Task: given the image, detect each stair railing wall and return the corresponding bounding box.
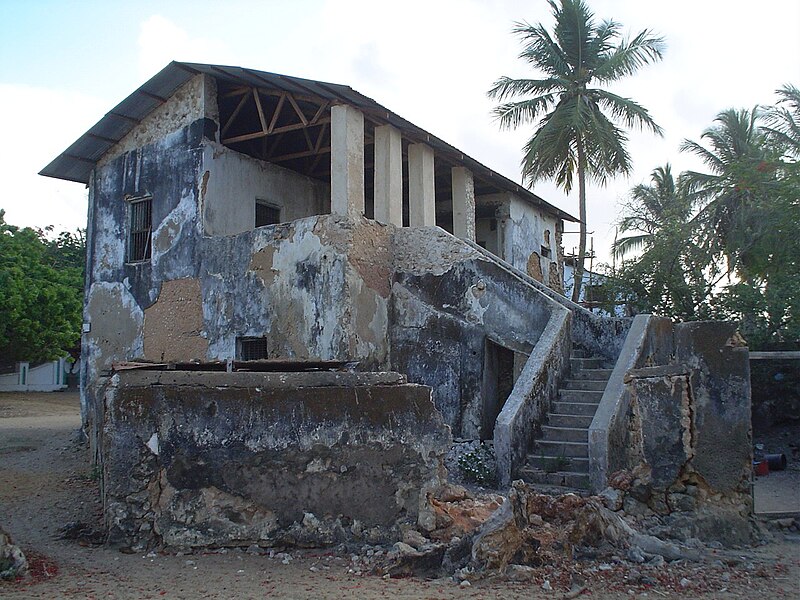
[462,240,631,363]
[587,315,674,492]
[494,307,572,487]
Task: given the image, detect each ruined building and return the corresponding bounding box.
[41,62,752,550]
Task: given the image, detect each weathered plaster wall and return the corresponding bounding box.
[504,194,560,287]
[98,75,216,167]
[143,278,208,362]
[673,322,751,494]
[201,215,391,368]
[102,371,451,550]
[474,193,562,290]
[83,110,390,455]
[593,321,752,544]
[201,143,330,236]
[390,226,561,438]
[750,358,800,428]
[83,106,211,460]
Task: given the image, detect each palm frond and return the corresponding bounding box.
[612,233,651,259]
[594,89,663,135]
[552,0,595,71]
[492,94,557,130]
[762,83,800,156]
[512,21,572,78]
[487,76,564,101]
[679,139,726,172]
[592,29,664,82]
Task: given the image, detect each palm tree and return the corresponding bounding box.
[680,108,773,279]
[612,164,692,260]
[763,83,800,157]
[488,0,664,302]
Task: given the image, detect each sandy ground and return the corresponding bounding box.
[753,422,800,515]
[1,391,799,599]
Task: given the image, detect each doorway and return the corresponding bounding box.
[481,339,516,440]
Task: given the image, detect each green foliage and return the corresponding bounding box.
[457,443,497,487]
[0,209,85,364]
[610,86,800,349]
[488,0,664,301]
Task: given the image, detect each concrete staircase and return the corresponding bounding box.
[519,349,612,492]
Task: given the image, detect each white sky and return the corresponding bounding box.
[1,0,798,262]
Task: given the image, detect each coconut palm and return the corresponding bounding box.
[488,0,664,302]
[612,164,692,260]
[680,108,775,279]
[763,83,800,157]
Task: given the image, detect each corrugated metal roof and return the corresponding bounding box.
[40,61,577,222]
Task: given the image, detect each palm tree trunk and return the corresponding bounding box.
[572,140,587,303]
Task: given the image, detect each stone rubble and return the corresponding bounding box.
[0,526,28,580]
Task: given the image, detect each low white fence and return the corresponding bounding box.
[0,358,69,392]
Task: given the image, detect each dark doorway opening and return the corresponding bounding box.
[481,339,516,440]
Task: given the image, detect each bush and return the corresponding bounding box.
[457,443,497,486]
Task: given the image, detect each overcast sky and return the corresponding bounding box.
[1,0,798,262]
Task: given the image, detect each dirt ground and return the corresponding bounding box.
[1,392,799,599]
[753,421,800,515]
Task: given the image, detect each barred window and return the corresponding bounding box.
[128,197,152,262]
[237,337,269,361]
[255,200,281,227]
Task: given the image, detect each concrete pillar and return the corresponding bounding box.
[408,143,436,227]
[451,166,476,240]
[373,124,403,226]
[331,104,365,217]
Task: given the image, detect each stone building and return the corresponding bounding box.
[41,62,577,448]
[41,62,752,550]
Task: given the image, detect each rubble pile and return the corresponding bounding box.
[371,476,761,583]
[0,526,27,580]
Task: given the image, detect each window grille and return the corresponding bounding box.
[238,337,269,361]
[128,198,152,262]
[255,201,281,227]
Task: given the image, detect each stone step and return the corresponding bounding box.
[570,368,613,381]
[571,348,588,359]
[563,379,608,391]
[570,357,604,370]
[558,389,604,403]
[534,440,589,458]
[553,401,601,416]
[547,413,594,428]
[527,454,590,473]
[518,467,590,490]
[541,425,589,443]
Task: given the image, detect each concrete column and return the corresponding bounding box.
[331,104,365,217]
[373,124,403,226]
[451,166,476,240]
[408,143,436,227]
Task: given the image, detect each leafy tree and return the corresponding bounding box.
[611,88,799,349]
[609,165,711,319]
[611,164,693,259]
[0,210,85,365]
[488,0,664,302]
[680,108,779,281]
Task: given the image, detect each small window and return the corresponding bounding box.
[237,337,269,361]
[255,200,281,227]
[540,245,552,259]
[128,197,152,262]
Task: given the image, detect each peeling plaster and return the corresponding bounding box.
[99,75,210,167]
